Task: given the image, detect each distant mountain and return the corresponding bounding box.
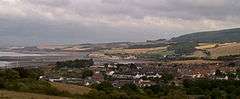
[171,28,240,43]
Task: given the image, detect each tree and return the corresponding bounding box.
[162,73,174,83]
[209,89,224,99]
[167,42,198,55]
[215,69,223,77]
[95,81,114,92]
[144,84,168,96]
[0,69,20,80]
[121,83,140,93]
[186,87,204,95]
[14,68,43,79]
[82,69,93,79]
[56,59,94,68]
[166,90,187,99]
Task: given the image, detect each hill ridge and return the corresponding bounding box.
[171,28,240,43]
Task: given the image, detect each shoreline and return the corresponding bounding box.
[0,51,89,68]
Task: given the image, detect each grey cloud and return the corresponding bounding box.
[0,16,167,45]
[23,0,71,7]
[0,0,240,46]
[20,0,240,20]
[100,0,240,20]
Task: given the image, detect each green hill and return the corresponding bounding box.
[171,28,240,43]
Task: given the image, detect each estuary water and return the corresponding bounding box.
[0,51,42,67]
[0,51,42,57]
[0,51,89,67]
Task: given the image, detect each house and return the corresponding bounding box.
[216,76,229,80]
[134,74,145,79]
[48,77,64,82]
[106,71,115,76]
[92,72,104,82]
[138,79,156,87]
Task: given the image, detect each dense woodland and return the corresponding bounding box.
[55,59,94,68]
[128,43,168,49]
[167,42,198,55]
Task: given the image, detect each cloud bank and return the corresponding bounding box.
[0,0,240,45]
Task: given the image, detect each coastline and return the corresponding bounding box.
[0,51,89,68]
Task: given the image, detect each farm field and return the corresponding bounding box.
[167,60,222,64]
[137,49,174,59]
[191,42,240,59]
[207,43,240,58]
[195,43,217,50]
[101,47,167,55]
[89,47,170,60]
[188,50,207,58]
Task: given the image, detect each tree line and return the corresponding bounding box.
[56,59,94,68]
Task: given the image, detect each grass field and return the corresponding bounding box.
[102,47,167,55]
[207,43,240,58]
[188,51,207,58]
[137,48,174,59]
[191,42,240,59]
[0,83,91,99]
[0,90,69,99]
[196,43,217,50]
[167,60,222,64]
[51,83,91,95]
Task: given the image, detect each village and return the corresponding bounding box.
[41,59,240,88]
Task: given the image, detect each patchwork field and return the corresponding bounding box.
[196,43,217,50]
[90,47,171,59]
[101,47,167,55]
[188,51,208,58]
[138,48,174,59]
[167,60,222,64]
[192,42,240,59]
[207,43,240,58]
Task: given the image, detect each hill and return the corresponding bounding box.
[171,28,240,43]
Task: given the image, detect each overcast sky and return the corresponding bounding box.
[0,0,240,46]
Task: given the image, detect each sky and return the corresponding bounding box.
[0,0,240,46]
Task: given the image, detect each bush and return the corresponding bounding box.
[14,67,44,79]
[82,69,94,79]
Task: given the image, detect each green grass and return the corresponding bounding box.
[138,49,174,59]
[0,90,70,99]
[52,83,91,95]
[190,43,240,59]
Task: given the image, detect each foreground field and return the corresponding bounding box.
[52,83,92,95]
[0,83,91,99]
[0,90,69,99]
